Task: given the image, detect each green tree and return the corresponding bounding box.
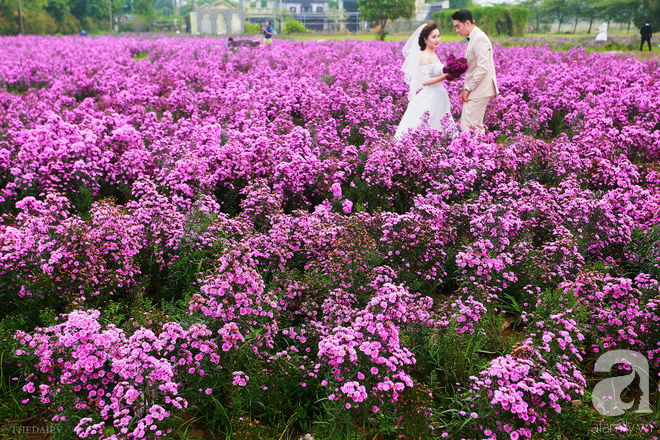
[519,0,552,32]
[1,0,49,34]
[358,0,415,41]
[587,0,642,32]
[45,0,84,33]
[178,1,194,16]
[637,0,660,32]
[133,0,155,25]
[21,0,48,13]
[1,0,123,34]
[543,0,569,33]
[567,0,588,33]
[434,5,528,36]
[45,0,69,22]
[58,12,80,33]
[24,9,56,33]
[449,0,475,8]
[0,0,19,34]
[86,0,110,21]
[617,0,643,32]
[581,0,604,34]
[69,0,89,26]
[69,0,120,31]
[154,0,177,16]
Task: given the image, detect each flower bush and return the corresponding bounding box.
[469,351,586,439]
[15,310,219,439]
[1,35,660,439]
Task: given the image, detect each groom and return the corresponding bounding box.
[452,9,499,133]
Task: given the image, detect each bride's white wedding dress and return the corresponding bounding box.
[395,61,452,139]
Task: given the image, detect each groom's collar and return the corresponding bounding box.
[467,27,478,41]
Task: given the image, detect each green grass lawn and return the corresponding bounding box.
[523,31,640,38]
[280,31,465,43]
[282,28,645,43]
[631,50,660,60]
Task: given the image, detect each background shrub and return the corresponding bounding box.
[244,21,261,36]
[434,6,529,37]
[283,19,307,35]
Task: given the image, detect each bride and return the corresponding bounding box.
[394,23,453,139]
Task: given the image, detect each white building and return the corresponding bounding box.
[190,1,245,35]
[282,0,328,14]
[416,0,449,22]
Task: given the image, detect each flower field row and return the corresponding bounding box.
[1,35,660,439]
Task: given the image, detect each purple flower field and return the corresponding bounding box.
[1,35,660,439]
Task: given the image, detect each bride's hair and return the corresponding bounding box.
[418,22,439,50]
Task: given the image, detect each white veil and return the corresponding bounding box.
[401,24,426,100]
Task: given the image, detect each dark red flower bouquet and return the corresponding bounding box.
[443,54,468,81]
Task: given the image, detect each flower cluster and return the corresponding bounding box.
[469,352,586,439]
[443,53,468,81]
[1,35,660,439]
[15,310,220,439]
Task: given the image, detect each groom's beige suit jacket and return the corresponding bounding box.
[463,26,499,99]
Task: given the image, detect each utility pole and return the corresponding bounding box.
[18,1,24,34]
[109,0,113,32]
[242,0,247,34]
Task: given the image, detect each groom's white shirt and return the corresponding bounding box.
[463,26,499,100]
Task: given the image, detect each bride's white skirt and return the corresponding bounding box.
[395,84,453,139]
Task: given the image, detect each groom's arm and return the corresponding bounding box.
[464,38,491,92]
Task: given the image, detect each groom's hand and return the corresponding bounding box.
[460,90,470,102]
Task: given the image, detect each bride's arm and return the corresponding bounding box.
[423,74,448,86]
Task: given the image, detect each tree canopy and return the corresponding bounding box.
[518,0,655,33]
[358,0,415,41]
[1,0,153,34]
[449,0,475,9]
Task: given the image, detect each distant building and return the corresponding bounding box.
[417,0,449,22]
[283,0,327,14]
[116,14,132,25]
[342,0,359,32]
[281,0,329,31]
[190,0,245,35]
[243,0,358,33]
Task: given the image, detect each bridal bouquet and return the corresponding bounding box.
[443,54,468,81]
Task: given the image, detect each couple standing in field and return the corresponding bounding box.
[395,9,499,139]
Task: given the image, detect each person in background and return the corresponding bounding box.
[641,20,653,51]
[452,9,499,134]
[595,23,607,42]
[263,21,274,45]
